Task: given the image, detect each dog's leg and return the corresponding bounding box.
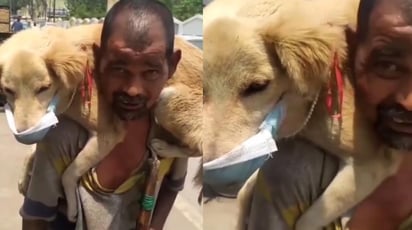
[295,152,401,230]
[61,131,122,222]
[150,138,198,158]
[18,146,36,196]
[155,85,202,154]
[236,170,259,230]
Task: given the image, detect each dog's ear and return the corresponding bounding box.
[0,58,4,89]
[258,14,346,96]
[43,43,88,90]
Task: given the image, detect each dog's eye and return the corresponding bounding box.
[36,84,51,94]
[3,87,15,96]
[242,80,270,97]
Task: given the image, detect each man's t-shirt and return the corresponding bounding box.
[20,116,187,230]
[246,138,412,230]
[12,21,24,32]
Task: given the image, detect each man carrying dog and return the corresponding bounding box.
[246,0,412,229]
[20,0,187,229]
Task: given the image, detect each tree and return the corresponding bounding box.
[172,0,202,21]
[159,0,202,21]
[65,0,106,18]
[5,0,31,14]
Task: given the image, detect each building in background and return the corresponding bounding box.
[182,14,202,36]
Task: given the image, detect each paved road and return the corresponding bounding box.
[203,197,238,230]
[0,109,202,230]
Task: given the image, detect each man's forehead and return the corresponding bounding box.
[104,15,167,59]
[367,0,412,39]
[103,41,166,67]
[370,0,412,27]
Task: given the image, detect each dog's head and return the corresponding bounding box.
[0,27,88,132]
[203,8,348,161]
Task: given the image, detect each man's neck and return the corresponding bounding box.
[123,115,150,131]
[395,152,412,180]
[94,115,152,190]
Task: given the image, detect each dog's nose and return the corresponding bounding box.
[203,142,218,160]
[16,126,28,133]
[15,121,31,133]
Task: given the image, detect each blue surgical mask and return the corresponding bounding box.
[4,96,60,145]
[203,99,286,187]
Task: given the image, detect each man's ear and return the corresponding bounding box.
[0,63,3,91]
[92,43,102,73]
[168,49,182,79]
[345,26,357,84]
[258,15,346,96]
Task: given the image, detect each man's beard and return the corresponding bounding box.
[376,104,412,151]
[112,92,150,121]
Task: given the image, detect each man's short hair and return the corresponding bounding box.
[101,0,175,58]
[356,0,377,42]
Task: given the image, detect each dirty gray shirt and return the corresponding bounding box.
[20,116,187,230]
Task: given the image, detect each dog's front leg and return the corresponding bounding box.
[61,131,122,222]
[295,152,401,230]
[18,146,36,196]
[236,170,259,230]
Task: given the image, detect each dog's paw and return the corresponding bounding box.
[151,138,173,156]
[67,208,78,223]
[64,188,78,222]
[150,138,189,158]
[18,175,30,196]
[62,175,78,222]
[17,154,35,196]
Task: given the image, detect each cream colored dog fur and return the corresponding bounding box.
[203,0,403,229]
[0,24,202,221]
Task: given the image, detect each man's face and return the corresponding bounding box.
[355,0,412,150]
[97,17,177,121]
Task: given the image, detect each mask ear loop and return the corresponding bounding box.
[282,52,343,138]
[56,84,78,115]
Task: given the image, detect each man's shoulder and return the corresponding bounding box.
[277,137,328,155]
[257,137,340,189]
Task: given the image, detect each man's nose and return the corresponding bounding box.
[123,77,145,97]
[395,78,412,111]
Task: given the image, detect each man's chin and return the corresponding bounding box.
[377,125,412,151]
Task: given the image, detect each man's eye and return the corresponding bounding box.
[373,60,405,79]
[110,66,127,73]
[144,70,160,80]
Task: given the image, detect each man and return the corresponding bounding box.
[11,16,24,33]
[20,0,187,229]
[247,0,412,229]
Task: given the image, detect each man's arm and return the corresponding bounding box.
[150,158,188,230]
[20,117,89,230]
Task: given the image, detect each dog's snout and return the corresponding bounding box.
[14,117,33,132]
[13,110,36,133]
[203,142,218,162]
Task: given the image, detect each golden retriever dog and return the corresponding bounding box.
[203,0,403,229]
[0,24,202,221]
